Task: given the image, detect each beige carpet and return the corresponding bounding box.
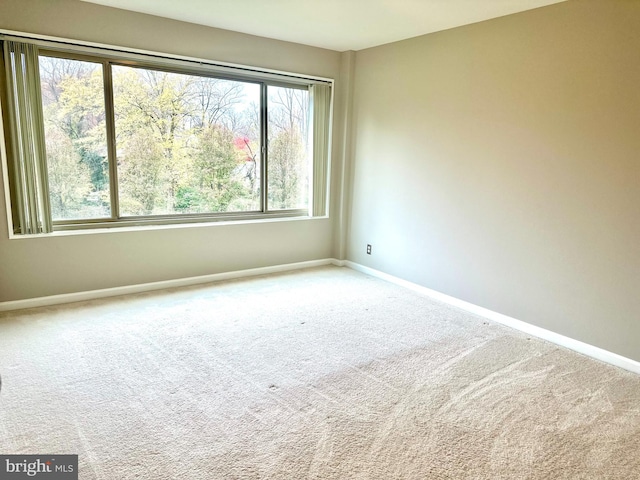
[1,266,639,479]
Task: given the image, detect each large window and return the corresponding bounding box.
[1,36,331,234]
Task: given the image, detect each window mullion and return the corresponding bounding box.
[102,60,119,220]
[260,82,268,213]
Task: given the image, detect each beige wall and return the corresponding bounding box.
[348,0,640,361]
[0,0,343,301]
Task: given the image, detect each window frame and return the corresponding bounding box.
[1,33,333,233]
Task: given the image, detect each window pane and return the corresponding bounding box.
[112,65,260,216]
[39,56,111,220]
[267,86,310,210]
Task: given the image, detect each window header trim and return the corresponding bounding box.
[0,31,333,88]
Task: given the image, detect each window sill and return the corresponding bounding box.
[8,214,329,240]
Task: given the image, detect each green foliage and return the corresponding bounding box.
[79,148,109,190]
[112,67,254,215]
[268,128,307,209]
[174,186,206,212]
[267,86,309,210]
[40,58,307,219]
[45,127,93,219]
[194,126,246,212]
[41,58,110,219]
[56,70,105,141]
[118,131,164,216]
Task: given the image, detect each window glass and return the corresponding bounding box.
[39,56,110,220]
[267,86,310,210]
[112,65,261,216]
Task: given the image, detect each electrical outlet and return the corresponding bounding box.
[366,244,372,255]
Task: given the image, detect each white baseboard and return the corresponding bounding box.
[0,258,343,312]
[344,261,640,376]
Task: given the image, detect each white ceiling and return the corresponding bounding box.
[82,0,566,52]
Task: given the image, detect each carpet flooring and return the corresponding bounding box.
[1,266,639,479]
